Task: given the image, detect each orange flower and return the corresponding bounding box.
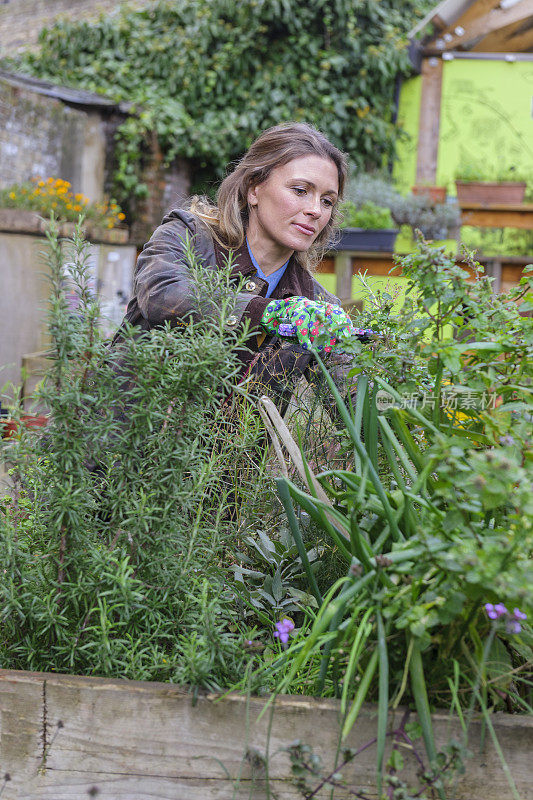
[9,192,16,200]
[118,212,125,221]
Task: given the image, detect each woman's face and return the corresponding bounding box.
[246,155,339,258]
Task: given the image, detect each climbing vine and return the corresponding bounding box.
[4,0,432,210]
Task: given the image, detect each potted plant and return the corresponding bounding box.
[454,162,528,204]
[334,200,398,251]
[411,182,447,204]
[1,411,48,439]
[341,172,460,243]
[389,193,461,241]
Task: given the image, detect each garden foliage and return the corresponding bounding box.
[3,0,432,206]
[246,241,533,790]
[0,218,262,687]
[0,218,531,794]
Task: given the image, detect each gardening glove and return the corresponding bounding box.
[260,296,359,353]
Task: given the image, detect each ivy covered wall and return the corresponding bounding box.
[2,0,432,210]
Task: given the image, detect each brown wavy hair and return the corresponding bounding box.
[189,122,348,272]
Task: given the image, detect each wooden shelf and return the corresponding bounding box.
[460,203,533,230]
[320,251,530,297]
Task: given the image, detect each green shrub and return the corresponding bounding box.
[249,239,532,789]
[455,160,531,184]
[345,172,461,240]
[0,217,265,688]
[339,200,394,230]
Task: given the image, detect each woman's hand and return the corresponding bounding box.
[260,296,358,353]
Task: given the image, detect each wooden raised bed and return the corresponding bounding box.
[0,668,531,799]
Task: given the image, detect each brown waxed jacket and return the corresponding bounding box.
[116,209,352,413]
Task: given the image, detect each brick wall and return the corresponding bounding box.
[130,131,192,244]
[0,0,154,56]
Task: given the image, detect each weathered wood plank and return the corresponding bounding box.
[442,0,533,51]
[416,57,443,185]
[1,669,532,800]
[461,204,533,229]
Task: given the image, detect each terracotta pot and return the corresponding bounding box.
[412,185,447,204]
[455,181,526,205]
[1,414,48,439]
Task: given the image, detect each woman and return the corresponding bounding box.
[118,122,358,413]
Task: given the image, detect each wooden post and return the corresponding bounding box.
[485,258,503,293]
[416,57,443,185]
[335,251,353,301]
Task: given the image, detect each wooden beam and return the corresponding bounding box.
[416,57,443,184]
[484,258,503,292]
[472,16,533,50]
[424,0,500,48]
[439,0,501,40]
[442,0,533,50]
[480,20,533,50]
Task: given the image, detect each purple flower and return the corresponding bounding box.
[485,603,527,634]
[274,618,295,645]
[485,603,507,620]
[507,620,523,635]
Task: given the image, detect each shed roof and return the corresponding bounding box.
[0,69,132,113]
[409,0,533,54]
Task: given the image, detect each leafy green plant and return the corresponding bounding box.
[0,216,266,689]
[455,160,531,184]
[3,0,432,207]
[247,239,533,791]
[232,525,322,618]
[346,172,460,240]
[339,200,394,230]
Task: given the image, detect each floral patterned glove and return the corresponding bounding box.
[260,296,359,353]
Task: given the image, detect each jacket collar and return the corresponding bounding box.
[215,240,314,299]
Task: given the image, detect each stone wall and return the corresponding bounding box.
[0,0,154,56]
[0,77,112,201]
[0,215,136,400]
